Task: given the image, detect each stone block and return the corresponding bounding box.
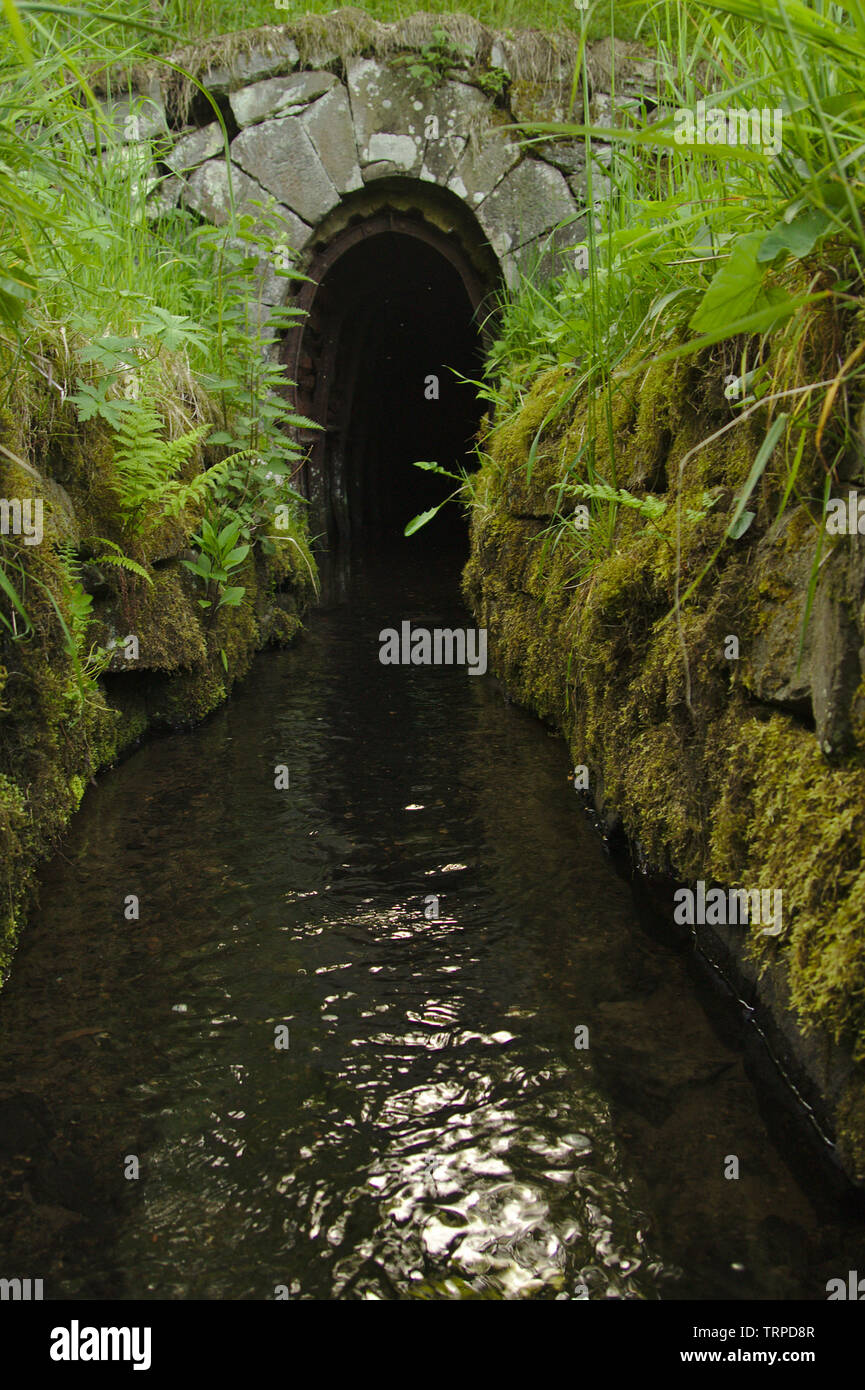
[230,71,337,128]
[231,117,340,224]
[183,157,312,252]
[202,40,300,94]
[300,86,363,194]
[476,158,578,257]
[166,123,225,173]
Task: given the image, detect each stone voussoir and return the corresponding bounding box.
[201,38,300,94]
[231,117,340,225]
[166,122,225,173]
[183,157,312,252]
[300,85,363,194]
[229,71,338,128]
[476,157,579,259]
[153,29,658,303]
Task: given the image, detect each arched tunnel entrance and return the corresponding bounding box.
[283,201,500,551]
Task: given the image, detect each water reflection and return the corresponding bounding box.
[0,542,859,1299]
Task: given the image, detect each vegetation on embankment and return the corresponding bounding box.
[0,8,317,983]
[461,0,865,1179]
[106,0,648,53]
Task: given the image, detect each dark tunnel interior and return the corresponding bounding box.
[306,230,488,548]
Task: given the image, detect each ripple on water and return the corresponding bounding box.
[0,550,859,1300]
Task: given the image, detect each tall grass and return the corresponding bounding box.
[487,0,865,611]
[144,0,646,47]
[0,1,314,665]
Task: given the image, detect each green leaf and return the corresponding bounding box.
[624,291,828,377]
[757,209,833,263]
[280,413,322,430]
[726,416,788,539]
[0,560,31,628]
[2,0,34,64]
[181,556,211,579]
[690,231,772,335]
[218,586,245,608]
[411,460,462,480]
[820,90,865,119]
[70,385,98,422]
[404,506,442,536]
[727,509,755,539]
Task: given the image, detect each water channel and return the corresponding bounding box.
[0,541,860,1300]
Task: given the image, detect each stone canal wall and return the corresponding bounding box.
[462,351,865,1187]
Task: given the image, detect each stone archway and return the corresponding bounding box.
[147,27,611,542]
[172,54,582,289]
[281,182,500,545]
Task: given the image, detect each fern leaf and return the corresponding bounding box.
[94,551,153,584]
[110,399,208,528]
[162,454,240,521]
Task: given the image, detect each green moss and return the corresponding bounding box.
[837,1075,865,1183]
[0,370,315,994]
[709,713,865,1043]
[147,659,227,726]
[99,565,208,671]
[464,328,865,1169]
[488,365,573,515]
[627,353,696,490]
[269,609,303,645]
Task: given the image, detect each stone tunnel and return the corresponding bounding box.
[282,186,496,545]
[128,17,656,545]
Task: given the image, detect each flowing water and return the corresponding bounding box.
[0,543,861,1300]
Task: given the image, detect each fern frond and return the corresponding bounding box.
[111,399,209,526]
[92,540,153,584]
[162,454,243,521]
[55,539,82,585]
[566,481,668,522]
[162,427,209,478]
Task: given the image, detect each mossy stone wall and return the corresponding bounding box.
[0,373,315,991]
[463,353,865,1185]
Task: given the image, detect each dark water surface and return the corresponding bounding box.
[0,545,861,1300]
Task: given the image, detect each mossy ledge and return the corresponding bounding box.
[463,347,865,1187]
[0,384,316,995]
